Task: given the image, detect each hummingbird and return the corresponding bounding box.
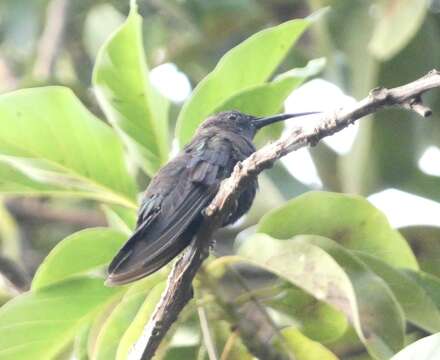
[106,110,319,285]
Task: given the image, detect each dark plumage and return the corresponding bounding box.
[106,110,319,285]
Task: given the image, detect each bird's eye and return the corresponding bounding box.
[228,114,237,121]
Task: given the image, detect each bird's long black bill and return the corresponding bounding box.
[253,111,321,129]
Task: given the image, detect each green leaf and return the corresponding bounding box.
[0,278,122,360]
[236,234,405,359]
[116,282,166,360]
[0,161,66,195]
[405,270,440,309]
[281,327,339,360]
[74,323,92,360]
[176,16,314,146]
[356,252,440,333]
[32,228,127,290]
[257,191,418,269]
[0,87,137,208]
[215,58,325,147]
[269,285,348,343]
[93,1,169,176]
[102,205,137,235]
[390,333,440,360]
[369,0,427,61]
[93,274,166,360]
[400,226,440,278]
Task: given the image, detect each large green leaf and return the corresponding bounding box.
[32,228,127,290]
[102,204,137,235]
[356,252,440,333]
[390,333,440,360]
[0,278,122,360]
[215,58,325,147]
[176,14,316,145]
[369,0,427,61]
[0,87,137,207]
[235,234,405,359]
[116,282,166,360]
[93,274,166,360]
[0,162,66,195]
[93,0,169,176]
[257,191,418,269]
[269,285,348,343]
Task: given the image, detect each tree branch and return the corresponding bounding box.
[130,69,440,360]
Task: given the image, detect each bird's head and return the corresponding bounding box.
[198,110,320,139]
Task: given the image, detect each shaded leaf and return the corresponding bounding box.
[0,87,137,207]
[356,252,440,333]
[93,1,169,176]
[269,285,348,343]
[32,228,127,290]
[257,191,418,269]
[0,278,122,360]
[235,233,405,359]
[400,226,440,278]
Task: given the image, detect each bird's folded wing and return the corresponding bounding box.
[106,183,215,285]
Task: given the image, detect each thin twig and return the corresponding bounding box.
[33,0,70,80]
[197,304,219,360]
[132,69,440,359]
[220,329,239,360]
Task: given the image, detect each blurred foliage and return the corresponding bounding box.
[0,0,439,359]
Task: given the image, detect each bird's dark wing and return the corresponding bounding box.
[106,137,233,286]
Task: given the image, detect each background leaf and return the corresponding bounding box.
[93,1,169,176]
[0,278,122,360]
[176,16,313,145]
[369,0,427,60]
[0,87,137,207]
[236,234,405,359]
[93,273,166,360]
[257,191,418,269]
[32,228,127,290]
[356,252,440,333]
[281,327,339,360]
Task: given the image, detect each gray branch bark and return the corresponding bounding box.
[130,69,440,360]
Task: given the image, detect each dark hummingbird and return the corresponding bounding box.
[106,110,319,285]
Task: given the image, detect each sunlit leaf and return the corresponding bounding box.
[257,191,418,269]
[176,13,320,145]
[93,1,169,176]
[0,87,137,207]
[116,281,166,359]
[102,205,137,235]
[0,278,122,360]
[32,228,127,290]
[281,327,339,360]
[215,58,325,146]
[93,274,166,360]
